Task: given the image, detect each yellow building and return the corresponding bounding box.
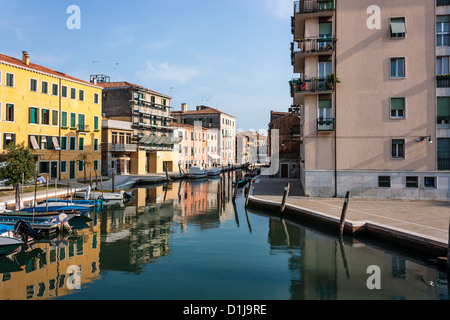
[0,51,102,181]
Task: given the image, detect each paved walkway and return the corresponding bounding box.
[249,176,450,256]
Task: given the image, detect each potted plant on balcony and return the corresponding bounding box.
[325,73,340,90]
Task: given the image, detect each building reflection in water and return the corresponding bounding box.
[0,171,447,300]
[266,216,449,300]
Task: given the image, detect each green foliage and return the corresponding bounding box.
[0,142,35,186]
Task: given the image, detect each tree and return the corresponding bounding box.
[0,142,35,211]
[75,152,91,182]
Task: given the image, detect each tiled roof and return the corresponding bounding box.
[0,52,101,88]
[172,106,235,119]
[97,81,171,99]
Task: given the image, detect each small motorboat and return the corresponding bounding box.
[207,167,222,176]
[20,202,92,213]
[44,198,103,207]
[0,236,23,255]
[75,188,126,201]
[185,166,208,179]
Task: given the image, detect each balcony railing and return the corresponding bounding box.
[317,118,334,131]
[294,0,335,14]
[290,77,334,96]
[437,0,450,6]
[437,117,450,129]
[437,75,450,88]
[76,124,90,133]
[291,37,335,55]
[109,144,138,152]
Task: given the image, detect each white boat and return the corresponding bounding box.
[76,189,126,201]
[207,167,222,176]
[185,166,208,179]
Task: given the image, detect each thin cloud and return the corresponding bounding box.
[136,61,200,85]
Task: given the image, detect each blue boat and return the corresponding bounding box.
[43,198,103,207]
[20,202,92,213]
[0,216,59,232]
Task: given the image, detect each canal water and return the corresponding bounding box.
[0,176,448,300]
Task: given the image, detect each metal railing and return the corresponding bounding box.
[437,75,450,88]
[317,118,335,131]
[76,124,90,132]
[109,144,138,152]
[291,37,335,55]
[290,78,333,96]
[294,0,335,14]
[437,0,450,6]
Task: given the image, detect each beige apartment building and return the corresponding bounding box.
[291,0,450,199]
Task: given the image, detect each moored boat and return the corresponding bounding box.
[44,198,103,207]
[0,237,23,255]
[185,166,208,179]
[207,167,222,176]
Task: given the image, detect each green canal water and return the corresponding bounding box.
[0,178,448,300]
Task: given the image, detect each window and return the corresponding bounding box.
[40,136,48,150]
[78,114,85,131]
[79,137,84,151]
[62,86,68,98]
[126,133,131,144]
[70,88,76,99]
[5,103,14,122]
[437,57,450,75]
[51,110,58,126]
[94,93,99,104]
[39,162,49,174]
[79,90,84,101]
[41,109,50,125]
[78,160,84,172]
[30,79,37,92]
[61,111,68,128]
[52,83,58,96]
[391,58,405,78]
[28,135,40,150]
[70,113,76,128]
[93,138,99,151]
[29,107,39,124]
[61,161,67,173]
[437,15,450,47]
[437,138,450,170]
[390,98,405,118]
[392,139,405,159]
[69,137,76,151]
[390,17,406,38]
[93,160,99,171]
[112,132,118,144]
[61,137,67,150]
[424,177,437,188]
[93,116,99,131]
[41,81,48,94]
[406,176,418,188]
[3,133,15,147]
[378,177,391,188]
[318,21,333,49]
[6,73,14,87]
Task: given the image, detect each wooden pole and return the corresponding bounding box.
[245,179,253,208]
[232,181,237,203]
[280,183,290,214]
[339,191,351,236]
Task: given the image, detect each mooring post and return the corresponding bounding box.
[280,183,290,214]
[232,181,237,203]
[245,179,253,208]
[447,220,450,274]
[339,191,351,236]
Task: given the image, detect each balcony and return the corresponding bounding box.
[109,143,138,152]
[437,74,450,88]
[290,77,334,97]
[291,37,335,61]
[76,124,90,133]
[294,0,335,15]
[317,118,334,131]
[437,117,450,129]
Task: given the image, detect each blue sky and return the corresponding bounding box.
[0,0,294,131]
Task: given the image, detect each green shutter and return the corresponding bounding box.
[437,97,450,117]
[94,116,99,130]
[70,113,76,128]
[319,22,332,35]
[390,18,406,34]
[318,99,332,108]
[391,98,405,110]
[62,111,67,127]
[437,15,450,23]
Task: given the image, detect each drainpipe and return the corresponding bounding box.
[333,0,338,198]
[58,77,62,180]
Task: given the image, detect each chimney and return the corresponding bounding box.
[22,51,29,65]
[181,103,187,113]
